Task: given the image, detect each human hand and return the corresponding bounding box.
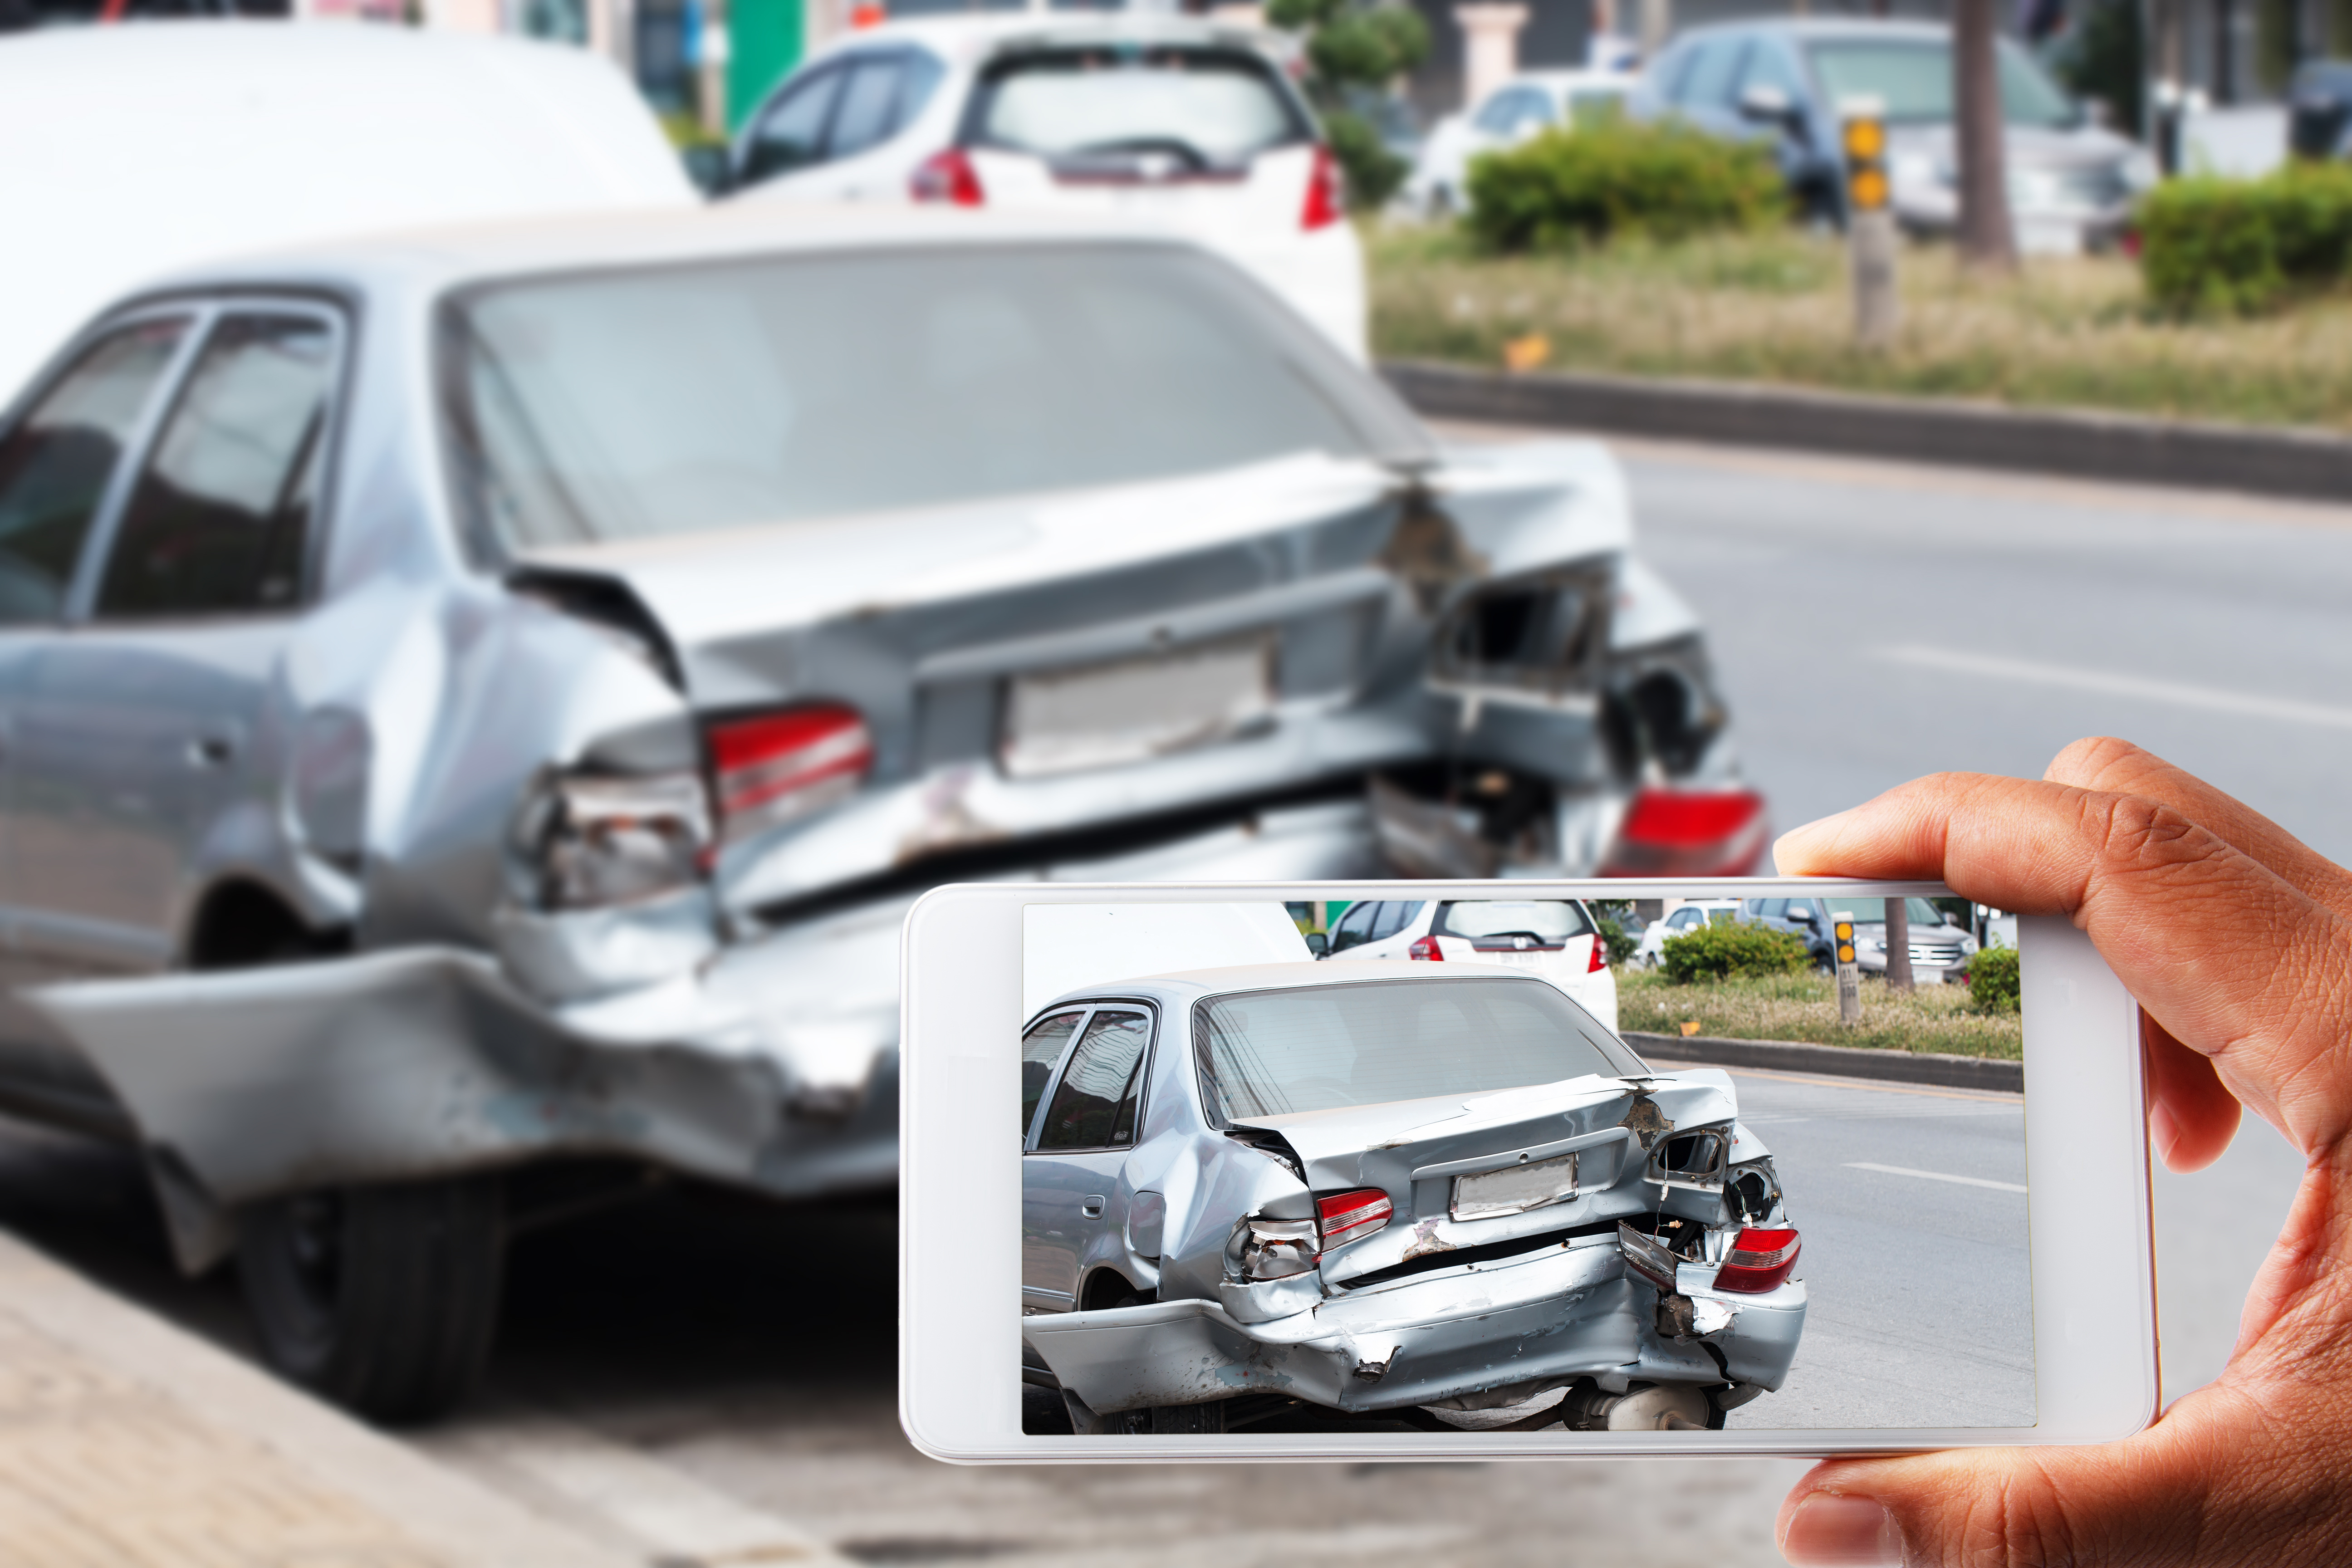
[1769,736,2352,1566]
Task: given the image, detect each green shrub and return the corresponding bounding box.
[1326,110,1409,213]
[1597,917,1640,967]
[1660,921,1811,984]
[1463,120,1786,253]
[2140,163,2352,315]
[1967,946,2021,1014]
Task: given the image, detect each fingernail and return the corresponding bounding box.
[1782,1493,1905,1566]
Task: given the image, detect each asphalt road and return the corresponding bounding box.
[0,436,2329,1566]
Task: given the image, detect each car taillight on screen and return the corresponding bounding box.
[1587,933,1609,973]
[1599,787,1770,877]
[1301,143,1344,230]
[1317,1188,1392,1249]
[707,705,873,843]
[1407,935,1443,961]
[1713,1227,1801,1293]
[910,148,984,206]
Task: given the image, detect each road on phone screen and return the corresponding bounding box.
[0,437,2325,1567]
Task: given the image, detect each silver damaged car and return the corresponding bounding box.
[0,205,1759,1419]
[1022,965,1804,1434]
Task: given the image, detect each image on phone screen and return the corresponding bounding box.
[1017,892,2031,1437]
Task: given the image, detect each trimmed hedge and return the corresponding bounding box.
[1463,120,1787,253]
[1968,946,2022,1014]
[1660,921,1812,983]
[2141,162,2352,315]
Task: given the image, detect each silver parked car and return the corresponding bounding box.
[1022,965,1805,1433]
[0,204,1758,1420]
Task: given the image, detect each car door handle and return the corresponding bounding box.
[1081,1196,1107,1219]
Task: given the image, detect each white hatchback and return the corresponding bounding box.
[1628,898,1744,970]
[1402,67,1633,220]
[724,15,1367,359]
[1323,897,1617,1034]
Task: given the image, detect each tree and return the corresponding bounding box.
[1954,0,2018,270]
[1267,0,1430,212]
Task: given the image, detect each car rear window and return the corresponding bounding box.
[1194,977,1642,1122]
[966,45,1309,169]
[441,243,1426,551]
[1803,38,2078,128]
[1433,899,1594,945]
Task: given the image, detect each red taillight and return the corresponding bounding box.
[910,148,984,206]
[1599,787,1770,877]
[1407,934,1443,961]
[707,705,873,843]
[1713,1227,1801,1294]
[1317,1188,1392,1249]
[1302,143,1344,230]
[1587,933,1609,973]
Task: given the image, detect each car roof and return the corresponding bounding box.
[123,201,1223,306]
[1671,17,1950,43]
[1038,959,1570,1014]
[818,11,1293,64]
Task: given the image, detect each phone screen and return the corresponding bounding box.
[1016,892,2032,1437]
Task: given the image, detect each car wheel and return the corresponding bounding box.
[239,1176,505,1424]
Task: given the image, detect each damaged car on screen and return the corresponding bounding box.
[0,202,1759,1420]
[1021,965,1804,1434]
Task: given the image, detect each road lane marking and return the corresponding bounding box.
[1845,1161,2028,1193]
[1882,644,2352,731]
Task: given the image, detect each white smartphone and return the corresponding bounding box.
[901,878,2158,1461]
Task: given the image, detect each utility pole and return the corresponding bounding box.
[1953,0,2017,271]
[1885,897,1915,994]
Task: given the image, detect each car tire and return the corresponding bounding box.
[239,1176,505,1424]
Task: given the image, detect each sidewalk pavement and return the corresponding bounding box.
[0,1228,633,1568]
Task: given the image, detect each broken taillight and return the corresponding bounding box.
[1317,1188,1392,1250]
[1599,787,1770,877]
[1407,935,1443,961]
[1712,1227,1801,1294]
[1301,143,1344,230]
[910,147,985,206]
[707,705,873,844]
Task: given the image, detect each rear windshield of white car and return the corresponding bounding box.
[441,244,1424,551]
[1194,977,1643,1122]
[1432,899,1594,944]
[1804,39,2079,128]
[965,45,1311,169]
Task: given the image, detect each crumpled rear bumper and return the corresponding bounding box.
[1024,1235,1806,1417]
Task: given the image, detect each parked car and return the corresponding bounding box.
[1629,898,1744,969]
[721,13,1366,358]
[1020,964,1805,1433]
[1403,68,1634,218]
[2289,59,2352,159]
[1632,19,2156,250]
[1322,896,1617,1032]
[0,21,693,410]
[1810,893,1978,983]
[0,202,1763,1421]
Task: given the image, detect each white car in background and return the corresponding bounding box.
[723,14,1367,358]
[1629,898,1743,970]
[1323,897,1617,1033]
[1403,68,1634,219]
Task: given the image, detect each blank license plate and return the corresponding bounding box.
[1451,1151,1579,1221]
[1001,636,1274,779]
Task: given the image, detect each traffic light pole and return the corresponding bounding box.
[1841,97,1898,350]
[1833,915,1862,1026]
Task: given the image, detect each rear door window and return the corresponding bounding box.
[1023,1009,1087,1137]
[744,64,843,181]
[828,54,906,160]
[96,312,335,620]
[967,45,1310,170]
[1037,1008,1153,1150]
[0,317,189,625]
[1675,39,1746,109]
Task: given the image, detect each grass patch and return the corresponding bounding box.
[1617,966,2023,1060]
[1368,221,2352,431]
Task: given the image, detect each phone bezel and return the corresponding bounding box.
[900,877,2159,1462]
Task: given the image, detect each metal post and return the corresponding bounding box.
[1885,896,1914,994]
[1841,98,1898,350]
[1834,915,1861,1025]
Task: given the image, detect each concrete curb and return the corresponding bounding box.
[1382,359,2352,504]
[0,1228,632,1568]
[1625,1030,2024,1093]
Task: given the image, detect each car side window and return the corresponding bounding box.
[828,54,904,160]
[96,313,335,620]
[1472,88,1520,134]
[1669,907,1701,930]
[1037,1008,1152,1150]
[894,48,946,136]
[1737,39,1808,104]
[0,317,189,626]
[1372,900,1425,941]
[1327,901,1380,953]
[1023,1009,1087,1138]
[745,65,843,182]
[1676,39,1745,108]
